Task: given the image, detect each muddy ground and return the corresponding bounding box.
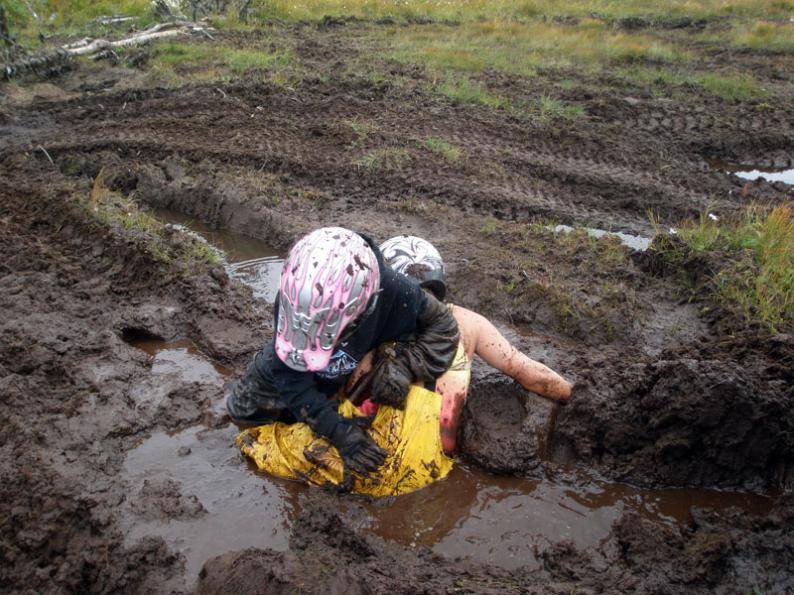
[1,19,793,594]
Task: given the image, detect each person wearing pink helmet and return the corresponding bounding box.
[378,235,572,455]
[226,227,460,478]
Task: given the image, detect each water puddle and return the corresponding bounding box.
[122,337,299,588]
[152,207,284,303]
[128,338,232,384]
[548,224,652,251]
[363,464,774,570]
[122,425,300,588]
[709,159,794,185]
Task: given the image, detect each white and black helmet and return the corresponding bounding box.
[379,235,447,300]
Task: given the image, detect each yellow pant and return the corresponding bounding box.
[236,385,454,497]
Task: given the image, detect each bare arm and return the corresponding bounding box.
[463,309,572,402]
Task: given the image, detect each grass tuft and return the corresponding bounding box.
[435,75,510,108]
[355,147,411,171]
[423,137,464,162]
[662,204,793,332]
[536,95,585,120]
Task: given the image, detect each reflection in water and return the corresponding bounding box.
[228,257,284,303]
[122,338,302,589]
[150,207,284,303]
[129,338,232,383]
[122,425,301,589]
[709,159,794,185]
[364,464,775,570]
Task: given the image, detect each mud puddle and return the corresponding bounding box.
[128,338,233,384]
[548,224,652,251]
[152,207,284,302]
[122,336,300,589]
[710,159,794,185]
[123,339,776,582]
[363,464,775,570]
[122,425,300,589]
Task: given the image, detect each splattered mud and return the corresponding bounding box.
[1,19,793,594]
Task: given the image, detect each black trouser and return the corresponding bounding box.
[226,344,296,423]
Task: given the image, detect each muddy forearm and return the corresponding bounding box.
[515,357,572,402]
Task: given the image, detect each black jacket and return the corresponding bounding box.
[232,234,459,438]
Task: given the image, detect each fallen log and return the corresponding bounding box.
[2,21,213,80]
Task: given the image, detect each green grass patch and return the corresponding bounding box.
[242,0,794,24]
[435,75,510,108]
[7,0,156,46]
[536,95,585,120]
[381,20,686,82]
[662,204,793,332]
[724,22,794,54]
[623,67,768,101]
[422,137,463,162]
[698,72,767,101]
[147,41,295,85]
[87,172,221,266]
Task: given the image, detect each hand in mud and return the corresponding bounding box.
[329,421,387,480]
[370,343,413,408]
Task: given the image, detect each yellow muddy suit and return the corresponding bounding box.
[236,385,453,497]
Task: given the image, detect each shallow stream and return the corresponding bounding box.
[122,213,776,585]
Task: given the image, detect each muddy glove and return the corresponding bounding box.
[369,342,413,408]
[371,290,460,408]
[328,419,387,478]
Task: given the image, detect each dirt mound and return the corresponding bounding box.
[459,369,557,475]
[553,341,793,489]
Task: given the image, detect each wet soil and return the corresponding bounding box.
[1,21,793,593]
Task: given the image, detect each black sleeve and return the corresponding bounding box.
[406,289,460,380]
[269,356,345,439]
[370,288,460,407]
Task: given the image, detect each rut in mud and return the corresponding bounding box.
[1,21,793,594]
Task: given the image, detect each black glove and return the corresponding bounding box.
[370,342,413,408]
[370,291,460,408]
[328,419,387,478]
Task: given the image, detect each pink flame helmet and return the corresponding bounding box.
[275,227,380,372]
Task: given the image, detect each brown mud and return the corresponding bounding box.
[1,21,793,593]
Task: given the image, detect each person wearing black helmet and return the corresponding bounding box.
[378,235,572,454]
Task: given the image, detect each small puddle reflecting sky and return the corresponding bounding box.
[709,159,794,185]
[124,336,776,582]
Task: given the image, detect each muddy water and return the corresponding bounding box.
[710,159,794,185]
[123,337,776,584]
[130,338,233,382]
[121,337,300,588]
[152,207,284,302]
[364,464,774,570]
